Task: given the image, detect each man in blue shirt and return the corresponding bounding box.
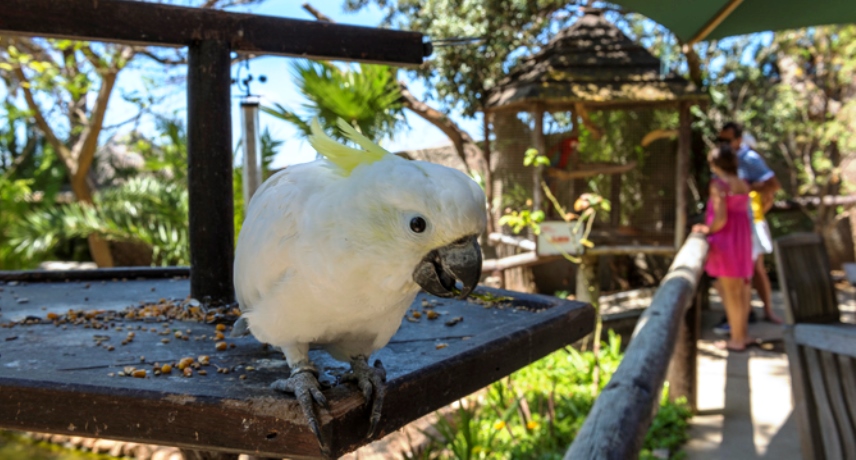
[713,122,783,335]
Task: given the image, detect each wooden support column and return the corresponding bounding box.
[675,101,691,249]
[188,40,234,305]
[610,173,622,227]
[531,105,546,212]
[666,272,704,411]
[576,255,600,304]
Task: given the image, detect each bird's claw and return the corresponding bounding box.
[271,369,331,457]
[341,357,387,438]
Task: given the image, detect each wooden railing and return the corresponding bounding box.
[565,233,709,459]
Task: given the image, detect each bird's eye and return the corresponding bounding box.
[410,216,427,233]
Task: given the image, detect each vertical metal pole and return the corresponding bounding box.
[188,40,234,305]
[241,98,263,206]
[675,101,691,249]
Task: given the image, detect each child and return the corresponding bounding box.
[693,143,754,351]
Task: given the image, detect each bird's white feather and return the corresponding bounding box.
[234,128,486,367]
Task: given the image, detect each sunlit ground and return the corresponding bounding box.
[686,287,855,459]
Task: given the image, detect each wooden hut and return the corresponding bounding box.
[484,8,706,297]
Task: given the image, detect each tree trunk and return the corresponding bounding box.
[69,176,115,267]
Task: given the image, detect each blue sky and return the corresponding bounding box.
[103,1,484,169]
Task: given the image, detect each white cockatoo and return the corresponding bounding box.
[232,118,486,451]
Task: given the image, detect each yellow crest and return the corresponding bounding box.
[308,118,390,175]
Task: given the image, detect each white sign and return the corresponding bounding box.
[537,221,584,256]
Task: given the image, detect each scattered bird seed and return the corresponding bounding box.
[445,316,463,327]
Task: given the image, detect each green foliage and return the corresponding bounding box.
[9,177,190,266]
[415,331,693,459]
[346,0,571,117]
[692,25,856,232]
[0,178,37,269]
[523,148,552,168]
[263,60,405,144]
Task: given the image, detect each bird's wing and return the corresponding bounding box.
[233,164,327,312]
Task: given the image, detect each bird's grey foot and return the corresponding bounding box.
[340,356,387,437]
[271,365,330,457]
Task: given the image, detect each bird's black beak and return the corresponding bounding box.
[412,235,482,299]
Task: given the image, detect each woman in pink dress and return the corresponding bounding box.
[693,144,754,351]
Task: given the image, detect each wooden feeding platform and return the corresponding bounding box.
[0,269,593,458]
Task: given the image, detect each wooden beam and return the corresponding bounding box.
[546,161,637,181]
[687,0,745,45]
[482,252,562,272]
[0,0,427,65]
[675,101,691,249]
[585,245,677,256]
[187,40,234,305]
[487,233,537,252]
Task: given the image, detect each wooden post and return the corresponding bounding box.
[610,173,622,227]
[675,101,691,249]
[483,111,495,234]
[188,40,235,305]
[666,272,703,411]
[531,106,545,212]
[576,255,599,304]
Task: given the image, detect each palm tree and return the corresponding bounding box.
[262,60,406,146]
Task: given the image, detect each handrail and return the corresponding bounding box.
[565,233,709,459]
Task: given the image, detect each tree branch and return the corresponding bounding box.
[398,81,480,174]
[302,3,333,22]
[11,66,75,173]
[136,48,188,66]
[70,69,119,186]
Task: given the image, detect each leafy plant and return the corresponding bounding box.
[263,60,406,145]
[10,176,190,266]
[420,331,692,459]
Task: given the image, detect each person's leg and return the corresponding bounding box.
[720,277,749,350]
[752,255,781,323]
[712,278,731,335]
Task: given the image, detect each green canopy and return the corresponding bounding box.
[610,0,856,44]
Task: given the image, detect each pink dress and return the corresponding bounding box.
[705,178,754,279]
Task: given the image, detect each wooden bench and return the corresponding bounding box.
[773,232,856,460]
[0,268,593,458]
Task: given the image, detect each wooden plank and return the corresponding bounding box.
[803,346,844,460]
[545,161,637,180]
[564,233,708,459]
[0,0,426,65]
[783,328,825,460]
[836,354,856,439]
[585,245,677,256]
[793,324,856,358]
[481,252,562,272]
[819,350,856,459]
[0,267,189,282]
[487,233,537,252]
[187,40,234,305]
[0,276,594,458]
[773,233,841,324]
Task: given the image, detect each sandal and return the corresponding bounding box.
[715,340,747,352]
